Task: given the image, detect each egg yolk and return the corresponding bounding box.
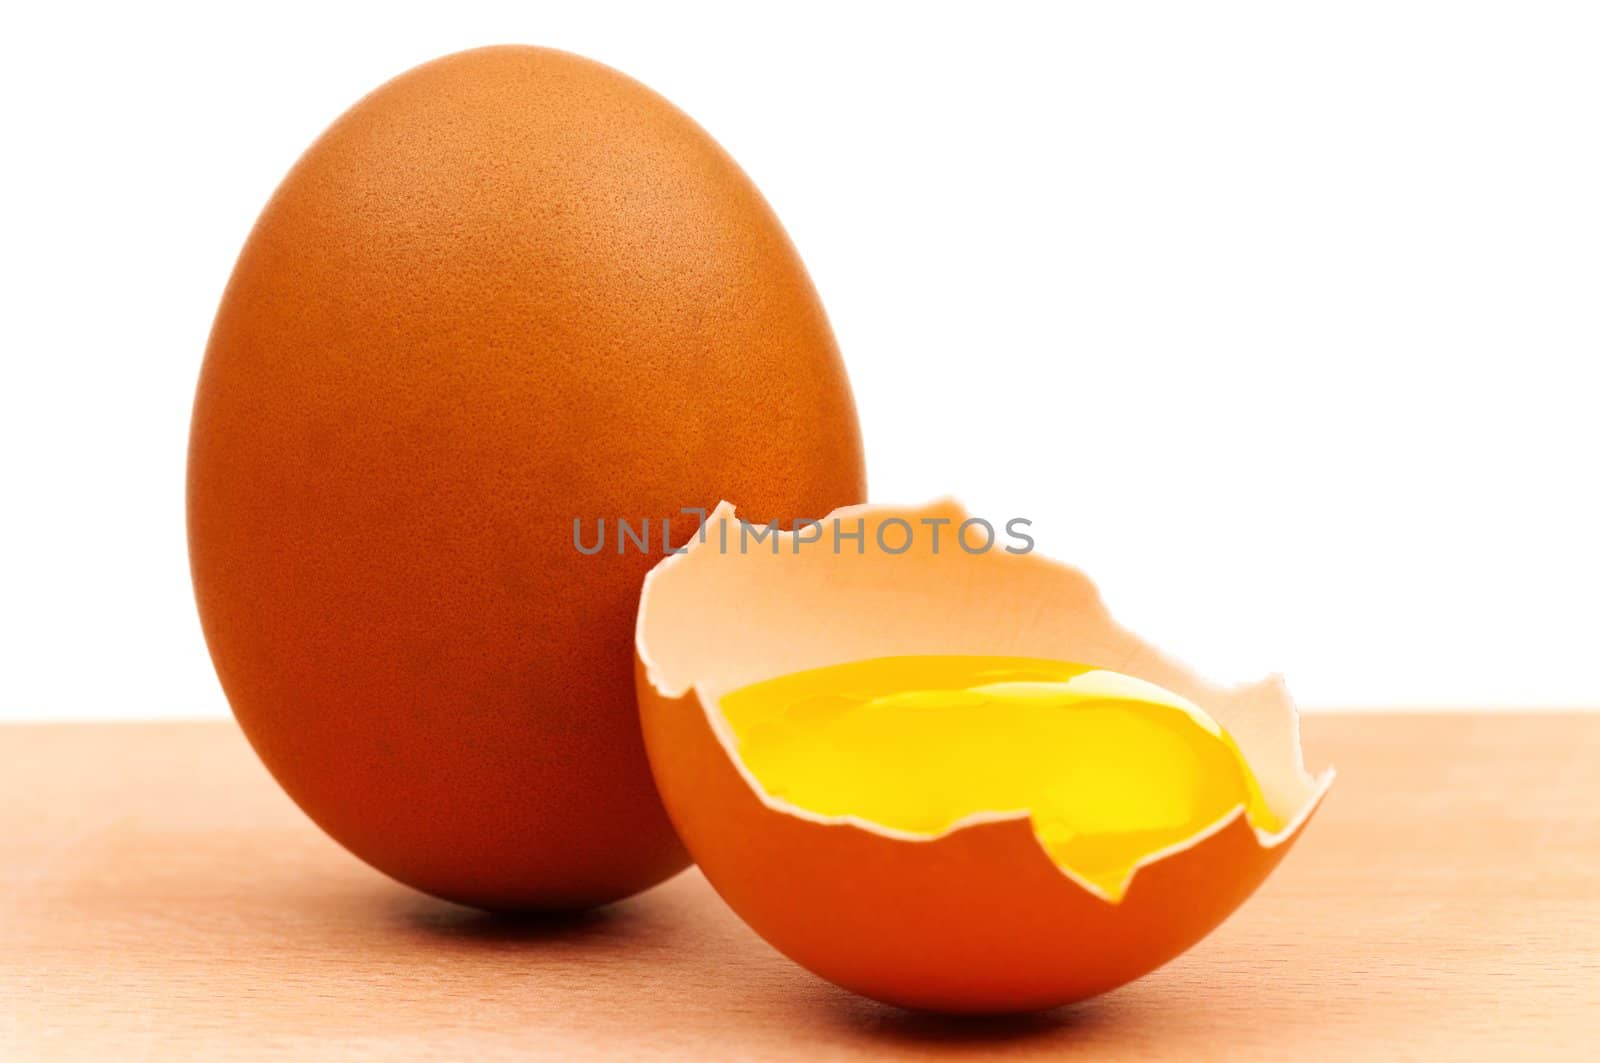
[718,655,1281,899]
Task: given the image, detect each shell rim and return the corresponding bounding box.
[636,498,1335,905]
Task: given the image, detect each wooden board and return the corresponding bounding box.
[2,715,1596,1060]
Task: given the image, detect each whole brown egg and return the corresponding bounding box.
[187,46,865,911]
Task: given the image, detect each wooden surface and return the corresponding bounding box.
[2,715,1596,1060]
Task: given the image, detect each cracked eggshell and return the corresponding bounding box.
[636,500,1333,1013]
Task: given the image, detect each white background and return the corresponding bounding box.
[2,2,1597,720]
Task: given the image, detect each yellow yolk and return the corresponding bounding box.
[718,655,1281,899]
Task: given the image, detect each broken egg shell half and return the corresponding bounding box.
[635,499,1333,1014]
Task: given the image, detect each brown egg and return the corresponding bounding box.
[187,46,865,911]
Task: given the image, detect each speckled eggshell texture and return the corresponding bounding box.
[188,46,866,911]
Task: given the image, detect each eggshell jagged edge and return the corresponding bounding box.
[635,499,1334,1011]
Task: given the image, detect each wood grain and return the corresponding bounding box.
[2,715,1596,1060]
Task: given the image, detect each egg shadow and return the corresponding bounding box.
[810,990,1113,1051]
[389,891,636,950]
